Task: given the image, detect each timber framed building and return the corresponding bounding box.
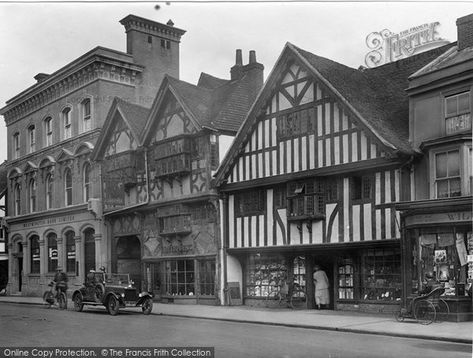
[91,50,264,304]
[215,42,454,312]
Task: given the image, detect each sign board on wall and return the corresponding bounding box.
[364,22,449,68]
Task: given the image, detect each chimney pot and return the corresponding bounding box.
[235,49,243,66]
[249,50,256,64]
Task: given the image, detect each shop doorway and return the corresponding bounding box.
[313,256,334,310]
[115,236,141,290]
[84,228,96,277]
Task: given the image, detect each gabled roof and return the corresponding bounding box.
[92,97,149,161]
[214,42,453,185]
[142,70,261,143]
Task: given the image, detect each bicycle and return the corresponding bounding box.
[264,281,291,308]
[394,287,446,325]
[43,282,67,310]
[289,282,307,309]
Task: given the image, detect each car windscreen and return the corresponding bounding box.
[106,274,131,285]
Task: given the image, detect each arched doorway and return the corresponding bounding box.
[115,236,141,290]
[84,228,95,277]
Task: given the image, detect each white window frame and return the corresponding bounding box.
[28,125,36,153]
[46,174,53,210]
[64,168,73,206]
[29,178,37,213]
[14,183,21,215]
[430,144,470,199]
[13,133,20,159]
[62,107,72,140]
[445,91,471,135]
[81,98,92,133]
[44,117,53,146]
[83,163,90,203]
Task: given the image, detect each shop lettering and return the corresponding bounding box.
[447,212,472,221]
[23,215,75,228]
[406,211,472,226]
[162,244,193,256]
[364,22,448,68]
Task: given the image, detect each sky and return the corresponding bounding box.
[0,1,472,163]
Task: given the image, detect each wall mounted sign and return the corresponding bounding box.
[364,22,449,68]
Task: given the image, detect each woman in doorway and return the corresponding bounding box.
[313,265,330,309]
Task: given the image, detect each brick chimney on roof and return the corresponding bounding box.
[457,13,473,51]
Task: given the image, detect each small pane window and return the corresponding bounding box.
[45,117,53,146]
[46,174,53,209]
[14,183,21,215]
[13,133,20,159]
[29,178,37,213]
[83,163,91,203]
[82,99,91,132]
[435,150,461,198]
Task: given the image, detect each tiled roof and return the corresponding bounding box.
[166,71,261,133]
[292,42,454,154]
[410,44,473,78]
[197,73,229,89]
[115,98,150,141]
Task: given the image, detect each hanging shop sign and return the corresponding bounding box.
[364,22,449,68]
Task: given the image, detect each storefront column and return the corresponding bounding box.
[306,256,315,309]
[56,237,64,271]
[23,239,29,278]
[39,239,46,276]
[75,235,82,283]
[94,233,102,268]
[7,242,15,293]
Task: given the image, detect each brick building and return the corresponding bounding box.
[0,15,185,296]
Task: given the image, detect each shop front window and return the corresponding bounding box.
[245,254,288,297]
[164,259,195,296]
[65,231,76,273]
[361,248,401,301]
[412,228,471,297]
[338,259,355,300]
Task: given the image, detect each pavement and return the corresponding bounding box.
[0,295,471,344]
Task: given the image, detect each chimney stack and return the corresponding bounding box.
[457,13,473,51]
[249,50,256,64]
[231,49,243,80]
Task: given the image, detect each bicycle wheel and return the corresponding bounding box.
[414,300,436,325]
[393,310,405,322]
[43,291,54,307]
[435,299,450,322]
[57,292,67,310]
[290,290,307,309]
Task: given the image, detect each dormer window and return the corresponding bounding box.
[62,107,72,139]
[44,117,53,146]
[445,91,471,135]
[12,133,20,159]
[82,99,91,132]
[28,125,36,153]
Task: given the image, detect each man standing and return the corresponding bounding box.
[313,265,330,309]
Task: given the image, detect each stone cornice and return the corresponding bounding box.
[120,15,186,41]
[1,47,144,124]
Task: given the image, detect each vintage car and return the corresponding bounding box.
[72,272,154,316]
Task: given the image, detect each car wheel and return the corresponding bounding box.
[142,297,153,315]
[73,293,84,312]
[107,296,119,316]
[95,283,105,301]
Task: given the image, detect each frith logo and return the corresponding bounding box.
[364,22,449,68]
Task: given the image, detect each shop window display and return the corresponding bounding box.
[245,254,288,297]
[164,259,195,296]
[338,259,354,300]
[411,229,472,297]
[361,248,401,301]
